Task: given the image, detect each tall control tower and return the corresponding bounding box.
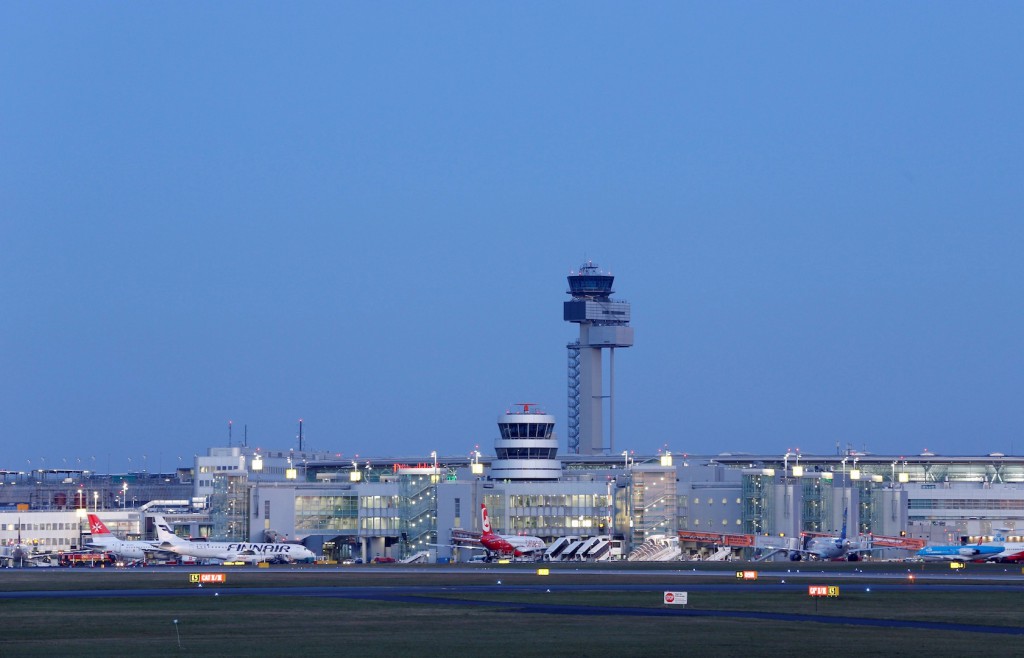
[564,261,634,455]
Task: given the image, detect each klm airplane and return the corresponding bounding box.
[915,541,1005,562]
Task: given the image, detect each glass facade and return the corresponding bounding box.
[504,493,612,533]
[210,473,246,541]
[295,495,359,531]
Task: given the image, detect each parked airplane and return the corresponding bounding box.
[0,523,34,567]
[789,509,874,561]
[917,530,1024,563]
[479,504,545,560]
[85,514,165,562]
[915,541,1004,562]
[991,529,1024,563]
[153,516,316,564]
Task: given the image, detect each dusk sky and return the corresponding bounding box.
[3,4,1022,473]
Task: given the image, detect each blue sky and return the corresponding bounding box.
[2,3,1022,472]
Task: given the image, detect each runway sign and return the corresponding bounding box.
[189,573,227,584]
[808,585,839,597]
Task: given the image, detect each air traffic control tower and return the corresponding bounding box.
[564,261,633,455]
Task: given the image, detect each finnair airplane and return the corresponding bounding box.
[153,516,316,564]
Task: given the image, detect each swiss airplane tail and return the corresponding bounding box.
[481,504,493,536]
[88,514,112,536]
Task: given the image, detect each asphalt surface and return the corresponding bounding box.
[3,564,1023,635]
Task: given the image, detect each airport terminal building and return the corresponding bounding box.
[6,436,1024,561]
[4,267,1022,560]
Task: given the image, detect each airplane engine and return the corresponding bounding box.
[788,551,802,561]
[847,553,860,562]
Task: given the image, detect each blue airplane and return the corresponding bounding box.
[915,541,1005,562]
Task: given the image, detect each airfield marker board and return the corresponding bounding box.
[189,573,227,584]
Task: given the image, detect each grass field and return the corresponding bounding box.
[2,563,1022,656]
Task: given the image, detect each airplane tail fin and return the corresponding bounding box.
[152,516,183,544]
[481,504,492,535]
[88,514,112,536]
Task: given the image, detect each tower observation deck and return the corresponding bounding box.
[490,404,562,480]
[563,261,633,455]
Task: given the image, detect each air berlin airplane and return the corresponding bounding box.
[479,504,545,559]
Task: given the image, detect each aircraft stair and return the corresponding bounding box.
[544,536,578,561]
[582,536,612,561]
[706,546,733,561]
[400,550,431,564]
[627,535,682,562]
[560,538,589,561]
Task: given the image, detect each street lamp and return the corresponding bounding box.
[121,482,128,510]
[93,491,98,511]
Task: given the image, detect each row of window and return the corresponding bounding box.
[686,519,743,527]
[3,522,80,531]
[508,494,611,507]
[0,536,76,547]
[198,465,240,473]
[292,517,406,532]
[508,515,608,531]
[498,423,554,439]
[360,495,400,509]
[296,496,359,516]
[495,448,559,459]
[908,499,1024,510]
[688,498,742,506]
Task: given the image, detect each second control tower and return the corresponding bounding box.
[564,261,634,455]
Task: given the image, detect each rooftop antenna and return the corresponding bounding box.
[228,420,233,447]
[298,419,304,452]
[243,424,248,448]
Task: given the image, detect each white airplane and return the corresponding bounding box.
[789,509,874,562]
[0,533,34,567]
[85,514,166,562]
[990,529,1024,563]
[153,516,316,564]
[479,504,545,560]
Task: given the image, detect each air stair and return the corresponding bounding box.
[400,550,431,564]
[627,535,682,562]
[706,546,733,561]
[544,536,578,561]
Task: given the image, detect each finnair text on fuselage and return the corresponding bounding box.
[223,543,298,554]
